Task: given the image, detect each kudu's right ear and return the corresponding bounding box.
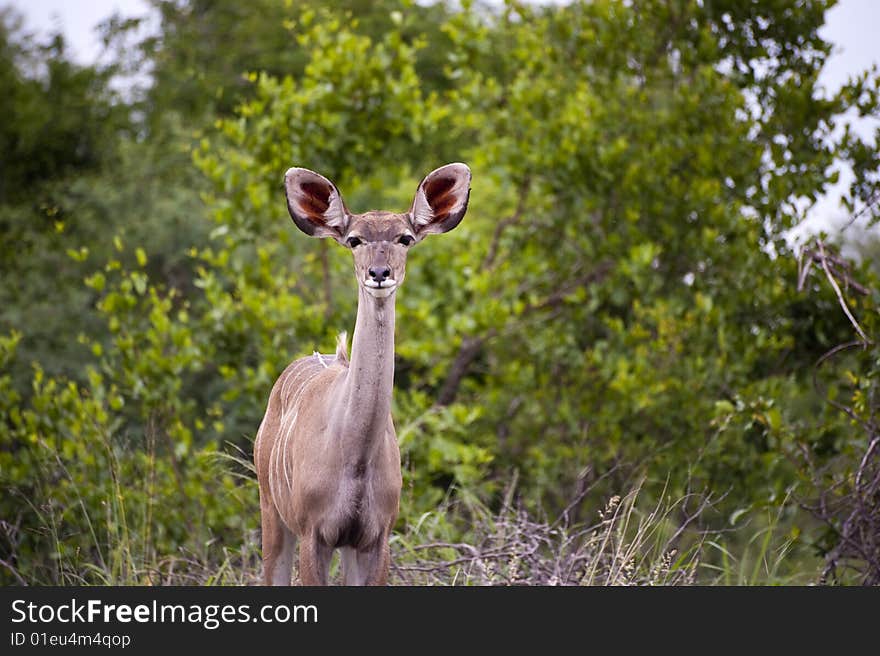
[284,167,349,239]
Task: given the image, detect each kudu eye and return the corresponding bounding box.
[397,235,414,247]
[347,236,363,248]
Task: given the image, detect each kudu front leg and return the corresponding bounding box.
[298,533,334,585]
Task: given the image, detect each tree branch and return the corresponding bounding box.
[817,240,871,344]
[436,332,495,407]
[435,261,614,407]
[0,558,27,586]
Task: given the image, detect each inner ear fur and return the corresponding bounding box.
[284,167,349,239]
[410,163,471,237]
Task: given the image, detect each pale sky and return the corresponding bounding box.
[5,0,880,236]
[6,0,153,64]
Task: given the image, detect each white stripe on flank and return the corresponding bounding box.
[273,360,326,502]
[281,410,297,495]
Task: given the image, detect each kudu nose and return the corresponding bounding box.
[368,266,392,282]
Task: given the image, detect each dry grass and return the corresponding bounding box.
[389,481,714,586]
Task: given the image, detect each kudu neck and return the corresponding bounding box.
[341,287,396,437]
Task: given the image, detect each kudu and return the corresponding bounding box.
[254,163,471,585]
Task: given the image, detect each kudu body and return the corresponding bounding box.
[254,163,471,585]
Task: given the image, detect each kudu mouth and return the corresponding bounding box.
[363,278,399,298]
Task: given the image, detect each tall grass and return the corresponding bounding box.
[701,494,820,586]
[5,433,824,585]
[388,481,821,586]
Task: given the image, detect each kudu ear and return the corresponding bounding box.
[410,163,471,238]
[284,167,349,239]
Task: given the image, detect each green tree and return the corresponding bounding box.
[0,10,127,385]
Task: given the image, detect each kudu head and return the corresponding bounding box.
[284,163,471,299]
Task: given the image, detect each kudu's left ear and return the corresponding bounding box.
[284,167,349,239]
[410,163,471,238]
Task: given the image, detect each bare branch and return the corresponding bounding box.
[799,240,870,296]
[797,249,813,292]
[801,243,880,583]
[0,558,27,586]
[817,240,871,345]
[390,485,712,585]
[840,189,880,232]
[436,332,495,407]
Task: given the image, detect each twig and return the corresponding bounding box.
[436,332,495,407]
[854,436,879,492]
[840,190,880,232]
[797,252,813,292]
[812,340,873,431]
[817,240,871,345]
[799,241,870,295]
[0,558,27,586]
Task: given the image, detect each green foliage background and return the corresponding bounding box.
[1,0,879,584]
